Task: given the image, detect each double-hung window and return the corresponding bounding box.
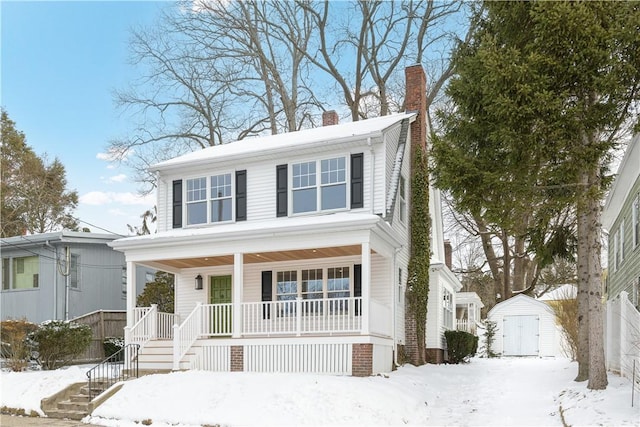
[186,173,233,225]
[292,157,346,214]
[186,177,207,225]
[399,176,407,223]
[443,289,454,329]
[211,173,232,222]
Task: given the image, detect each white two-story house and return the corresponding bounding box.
[112,65,460,376]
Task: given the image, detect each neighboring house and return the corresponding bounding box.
[425,193,464,362]
[487,294,565,357]
[455,292,484,335]
[603,134,640,309]
[112,65,454,376]
[1,231,154,324]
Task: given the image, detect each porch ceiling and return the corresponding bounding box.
[154,244,370,270]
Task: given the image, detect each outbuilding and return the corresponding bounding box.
[487,294,564,357]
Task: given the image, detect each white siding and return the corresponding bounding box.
[156,178,168,233]
[426,273,443,349]
[487,295,562,357]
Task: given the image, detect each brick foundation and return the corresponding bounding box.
[230,345,244,372]
[425,348,445,364]
[352,343,373,377]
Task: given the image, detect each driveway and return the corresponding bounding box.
[0,415,104,426]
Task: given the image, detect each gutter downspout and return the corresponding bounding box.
[45,241,58,320]
[367,137,375,214]
[392,246,402,367]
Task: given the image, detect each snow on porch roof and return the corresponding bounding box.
[151,112,415,171]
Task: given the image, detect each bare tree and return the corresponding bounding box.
[110,0,469,192]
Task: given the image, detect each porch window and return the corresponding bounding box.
[277,270,298,315]
[292,157,346,214]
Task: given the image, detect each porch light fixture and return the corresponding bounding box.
[195,274,203,290]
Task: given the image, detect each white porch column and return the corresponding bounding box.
[232,253,243,338]
[361,241,371,335]
[126,261,136,328]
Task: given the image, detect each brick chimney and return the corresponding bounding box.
[405,65,427,150]
[444,240,452,270]
[322,110,339,126]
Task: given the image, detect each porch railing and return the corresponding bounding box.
[173,303,202,370]
[127,305,178,350]
[241,297,363,336]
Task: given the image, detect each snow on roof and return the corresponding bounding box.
[538,284,577,301]
[151,113,415,171]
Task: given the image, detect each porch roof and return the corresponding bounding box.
[110,212,402,270]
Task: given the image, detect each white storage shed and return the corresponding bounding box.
[487,294,564,357]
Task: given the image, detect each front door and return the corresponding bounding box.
[209,275,232,335]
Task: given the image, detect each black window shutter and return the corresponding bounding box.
[235,170,247,221]
[261,271,273,319]
[172,180,183,229]
[354,264,362,316]
[276,164,288,217]
[351,153,364,209]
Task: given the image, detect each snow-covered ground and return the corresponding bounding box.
[1,358,638,426]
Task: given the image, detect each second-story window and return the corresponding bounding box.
[186,174,233,225]
[211,173,232,222]
[187,177,207,225]
[292,157,346,214]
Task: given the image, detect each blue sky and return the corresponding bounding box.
[1,1,166,236]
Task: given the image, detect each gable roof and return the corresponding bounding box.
[487,294,555,318]
[603,134,640,230]
[151,113,416,172]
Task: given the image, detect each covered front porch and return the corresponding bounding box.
[115,214,403,375]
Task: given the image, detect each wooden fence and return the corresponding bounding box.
[71,310,126,362]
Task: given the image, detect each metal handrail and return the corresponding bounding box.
[86,343,140,400]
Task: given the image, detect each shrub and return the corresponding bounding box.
[549,295,578,360]
[103,337,124,361]
[445,330,478,364]
[0,319,38,371]
[29,320,92,370]
[483,320,499,358]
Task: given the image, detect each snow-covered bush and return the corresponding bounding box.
[29,320,92,370]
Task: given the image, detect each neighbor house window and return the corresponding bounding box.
[70,254,79,289]
[633,194,639,248]
[292,157,346,214]
[1,256,39,290]
[186,173,234,225]
[443,289,453,329]
[399,176,407,223]
[121,266,127,295]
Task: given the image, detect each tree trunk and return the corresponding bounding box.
[586,165,607,390]
[575,170,590,382]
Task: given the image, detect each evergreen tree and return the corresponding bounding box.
[433,2,640,389]
[1,109,79,236]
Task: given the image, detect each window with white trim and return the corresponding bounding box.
[292,157,346,214]
[443,288,454,329]
[633,194,639,248]
[274,266,352,315]
[186,173,233,225]
[210,173,232,222]
[186,177,207,225]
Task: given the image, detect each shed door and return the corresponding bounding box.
[503,315,539,356]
